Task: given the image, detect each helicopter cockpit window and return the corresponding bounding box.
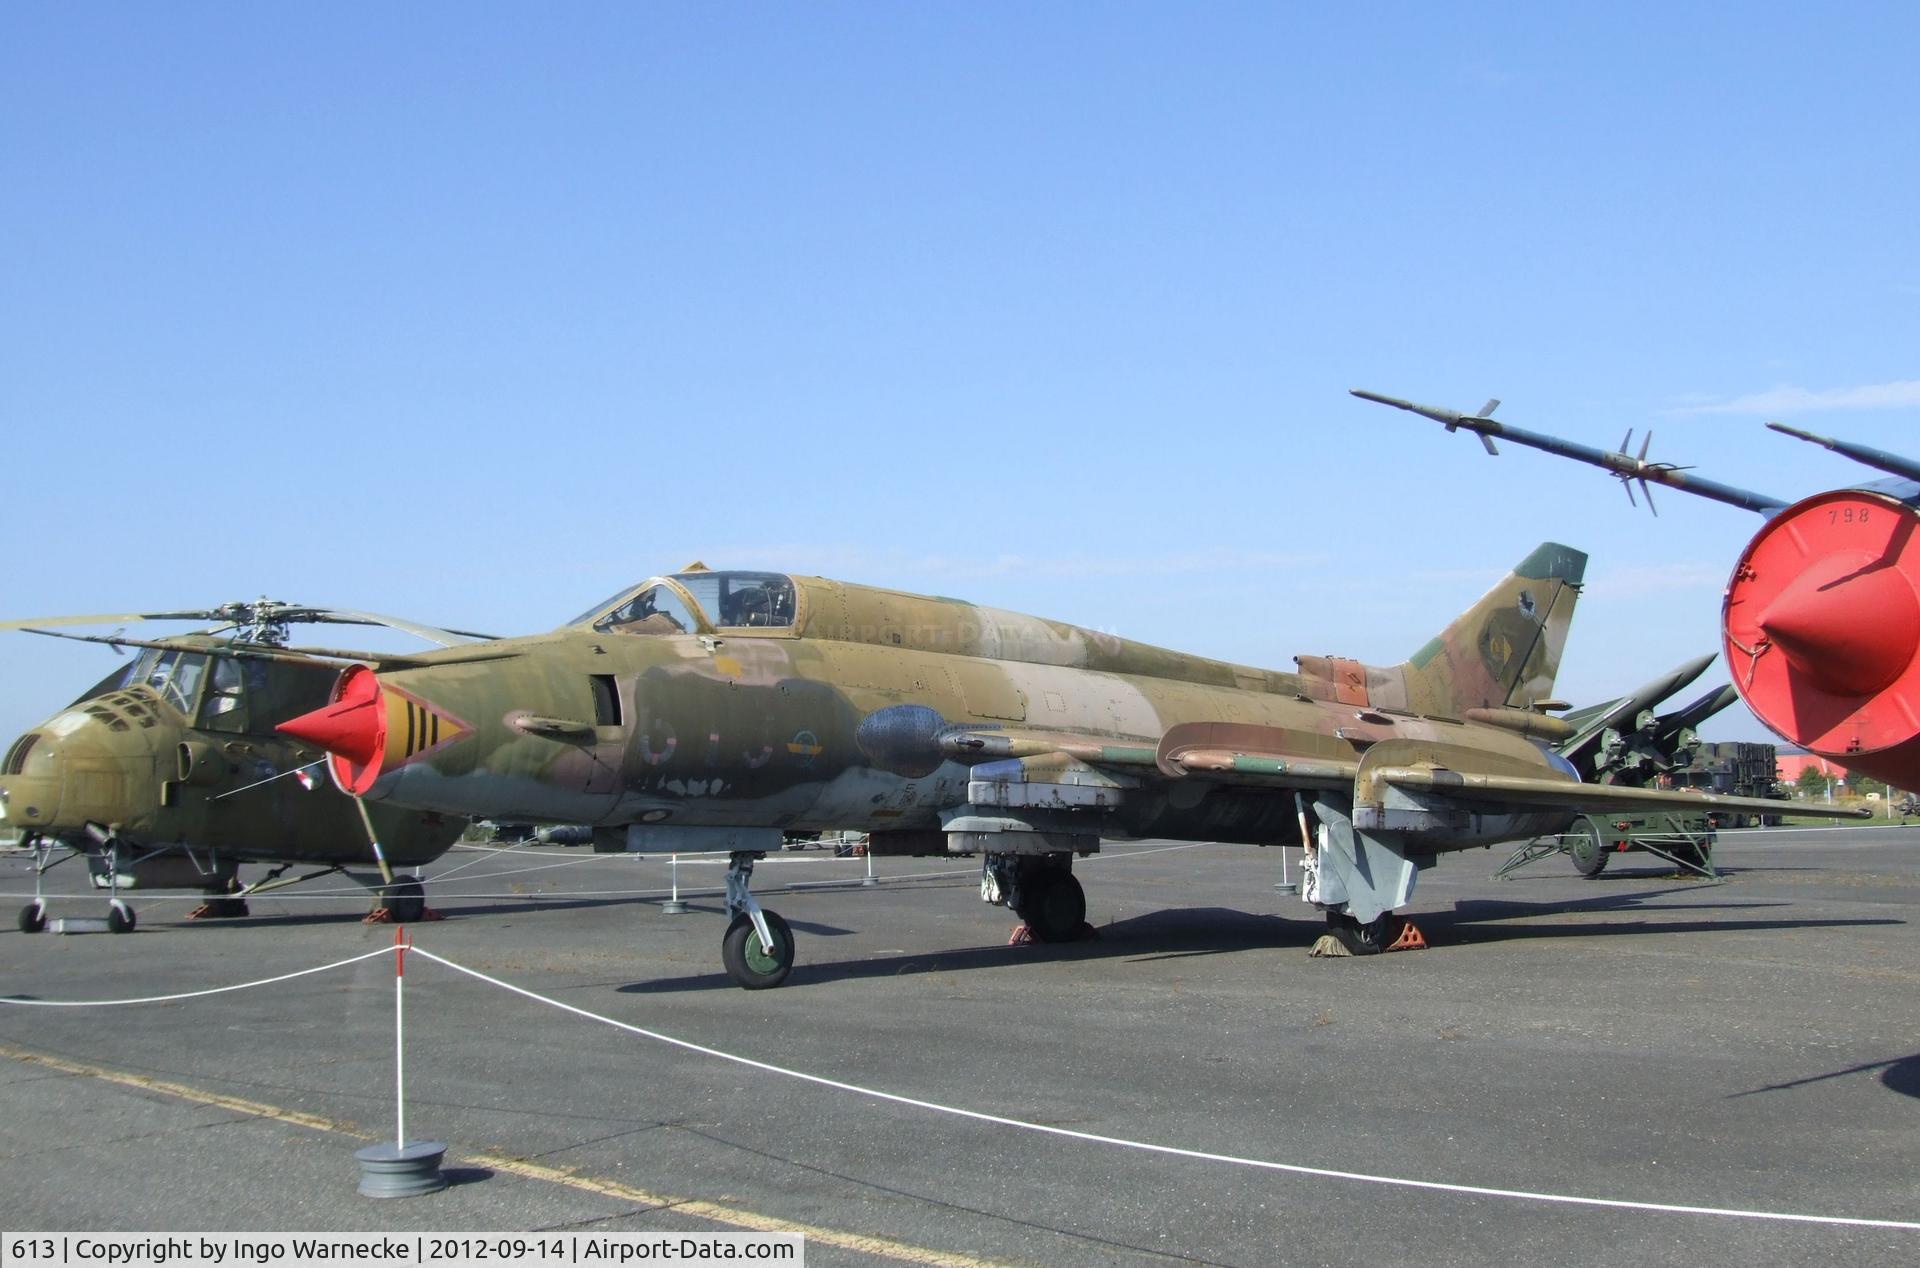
[592,585,698,636]
[115,649,164,692]
[147,651,209,716]
[199,656,248,731]
[671,571,796,629]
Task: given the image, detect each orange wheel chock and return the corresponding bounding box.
[1386,919,1428,952]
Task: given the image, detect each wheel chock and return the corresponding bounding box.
[1307,933,1354,958]
[363,907,445,925]
[1385,919,1427,952]
[1008,923,1034,945]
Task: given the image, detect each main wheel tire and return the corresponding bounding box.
[107,901,136,934]
[1568,820,1610,877]
[1015,870,1086,943]
[18,902,47,934]
[1323,910,1389,955]
[385,880,426,924]
[722,910,795,989]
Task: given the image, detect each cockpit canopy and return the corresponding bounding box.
[103,646,268,732]
[574,571,797,635]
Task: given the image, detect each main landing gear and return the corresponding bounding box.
[981,853,1090,943]
[187,878,251,921]
[720,851,795,989]
[373,878,428,924]
[1312,909,1427,957]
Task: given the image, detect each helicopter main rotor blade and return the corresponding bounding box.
[0,609,229,631]
[1,603,498,645]
[291,608,498,646]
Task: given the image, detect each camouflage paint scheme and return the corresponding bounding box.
[0,635,461,900]
[282,544,1854,966]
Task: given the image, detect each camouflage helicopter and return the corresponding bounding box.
[274,552,1862,989]
[0,601,500,933]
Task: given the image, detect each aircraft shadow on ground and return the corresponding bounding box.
[1729,1051,1920,1102]
[618,906,1302,994]
[616,894,1900,993]
[1435,885,1901,945]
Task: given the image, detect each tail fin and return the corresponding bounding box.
[1393,542,1585,714]
[1297,543,1586,716]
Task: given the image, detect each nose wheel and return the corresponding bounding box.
[721,851,794,989]
[722,910,795,989]
[18,833,52,933]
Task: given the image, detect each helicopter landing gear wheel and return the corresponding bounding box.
[107,901,136,934]
[18,902,47,934]
[384,880,426,924]
[721,910,794,990]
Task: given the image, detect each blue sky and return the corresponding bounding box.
[3,3,1917,748]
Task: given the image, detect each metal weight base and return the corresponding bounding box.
[355,1140,448,1198]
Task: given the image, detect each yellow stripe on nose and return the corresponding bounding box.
[382,692,467,766]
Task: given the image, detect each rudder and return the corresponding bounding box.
[1377,542,1586,716]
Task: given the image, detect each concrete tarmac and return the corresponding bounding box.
[2,828,1917,1266]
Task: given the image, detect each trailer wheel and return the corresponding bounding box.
[1569,819,1610,878]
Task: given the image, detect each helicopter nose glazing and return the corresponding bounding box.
[0,700,167,835]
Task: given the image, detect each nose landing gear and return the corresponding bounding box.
[14,833,139,934]
[720,851,794,989]
[106,900,136,934]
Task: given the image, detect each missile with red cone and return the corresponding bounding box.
[1359,389,1920,788]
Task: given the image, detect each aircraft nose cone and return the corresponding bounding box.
[1757,554,1920,697]
[278,666,386,766]
[276,665,470,797]
[0,730,59,824]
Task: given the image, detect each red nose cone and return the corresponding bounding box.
[278,665,387,788]
[1757,554,1920,696]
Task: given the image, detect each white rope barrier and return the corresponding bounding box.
[3,928,1912,1232]
[0,946,393,1007]
[410,947,1920,1233]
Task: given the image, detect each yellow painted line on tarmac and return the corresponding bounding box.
[3,1043,345,1132]
[463,1150,1007,1268]
[0,1043,1004,1268]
